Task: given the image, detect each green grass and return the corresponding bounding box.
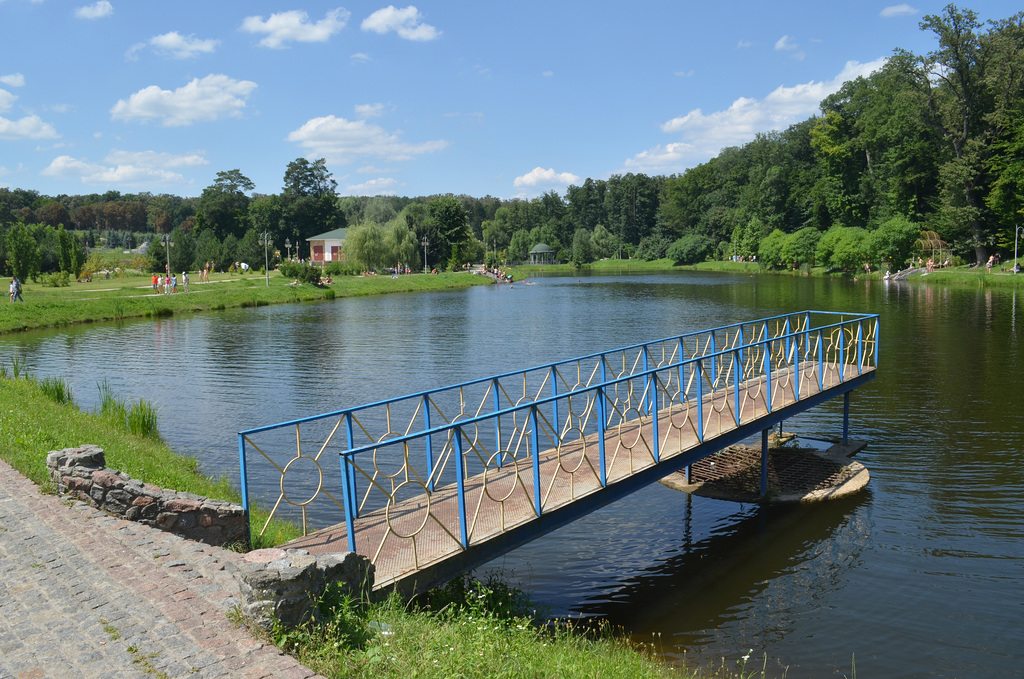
[0,270,491,335]
[267,576,690,679]
[0,364,301,545]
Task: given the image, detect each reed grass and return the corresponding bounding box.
[38,375,75,406]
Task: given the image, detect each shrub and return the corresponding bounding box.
[868,215,919,271]
[781,227,822,267]
[667,234,714,265]
[279,261,323,284]
[633,235,672,261]
[44,271,71,287]
[757,229,788,269]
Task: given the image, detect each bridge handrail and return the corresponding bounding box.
[238,310,873,437]
[237,311,878,553]
[329,317,871,459]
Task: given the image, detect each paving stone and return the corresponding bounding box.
[0,458,321,678]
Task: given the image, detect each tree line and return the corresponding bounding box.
[3,5,1022,279]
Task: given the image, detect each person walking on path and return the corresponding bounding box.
[10,276,23,302]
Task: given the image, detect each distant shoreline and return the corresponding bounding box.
[0,271,490,335]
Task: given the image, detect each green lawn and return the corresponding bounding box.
[0,270,491,334]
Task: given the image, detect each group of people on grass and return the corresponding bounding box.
[151,271,190,294]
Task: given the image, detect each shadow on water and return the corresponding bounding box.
[571,491,871,673]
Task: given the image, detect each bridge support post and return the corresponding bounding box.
[760,429,769,496]
[843,391,850,445]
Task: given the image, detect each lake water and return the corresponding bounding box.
[2,271,1022,678]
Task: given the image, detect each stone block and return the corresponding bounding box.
[165,498,202,513]
[92,469,123,489]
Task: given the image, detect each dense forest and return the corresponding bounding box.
[2,5,1022,280]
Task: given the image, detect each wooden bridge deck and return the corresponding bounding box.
[282,362,873,590]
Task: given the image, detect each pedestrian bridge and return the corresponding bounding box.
[237,311,878,592]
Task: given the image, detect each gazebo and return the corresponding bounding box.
[529,243,554,265]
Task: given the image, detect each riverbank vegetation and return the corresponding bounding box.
[0,361,301,546]
[0,269,489,335]
[268,576,689,679]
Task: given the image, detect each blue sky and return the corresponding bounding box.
[1,1,1019,199]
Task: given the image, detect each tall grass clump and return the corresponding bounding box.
[98,380,160,439]
[38,375,75,406]
[126,399,160,439]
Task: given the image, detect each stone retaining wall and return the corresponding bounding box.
[237,548,375,632]
[47,444,248,547]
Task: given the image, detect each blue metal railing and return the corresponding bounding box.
[238,311,878,564]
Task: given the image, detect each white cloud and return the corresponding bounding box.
[356,165,394,174]
[881,4,917,18]
[149,32,219,59]
[0,113,59,140]
[105,149,208,169]
[737,40,753,49]
[41,149,205,185]
[241,8,349,49]
[75,1,113,20]
[513,167,580,189]
[675,69,694,78]
[351,52,372,63]
[286,115,448,164]
[342,177,399,195]
[775,35,798,51]
[355,103,385,118]
[0,73,25,88]
[361,6,440,41]
[542,70,554,77]
[0,88,15,112]
[626,58,887,174]
[110,74,257,126]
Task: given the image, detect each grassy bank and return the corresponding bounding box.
[511,258,680,278]
[516,255,1024,288]
[0,270,491,335]
[0,363,301,546]
[0,366,705,678]
[264,576,690,679]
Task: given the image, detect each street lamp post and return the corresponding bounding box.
[163,234,171,276]
[422,235,430,274]
[285,237,292,262]
[260,230,272,286]
[1015,225,1023,274]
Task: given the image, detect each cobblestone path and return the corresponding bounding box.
[0,458,323,679]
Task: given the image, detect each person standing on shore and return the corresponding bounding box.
[10,277,23,302]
